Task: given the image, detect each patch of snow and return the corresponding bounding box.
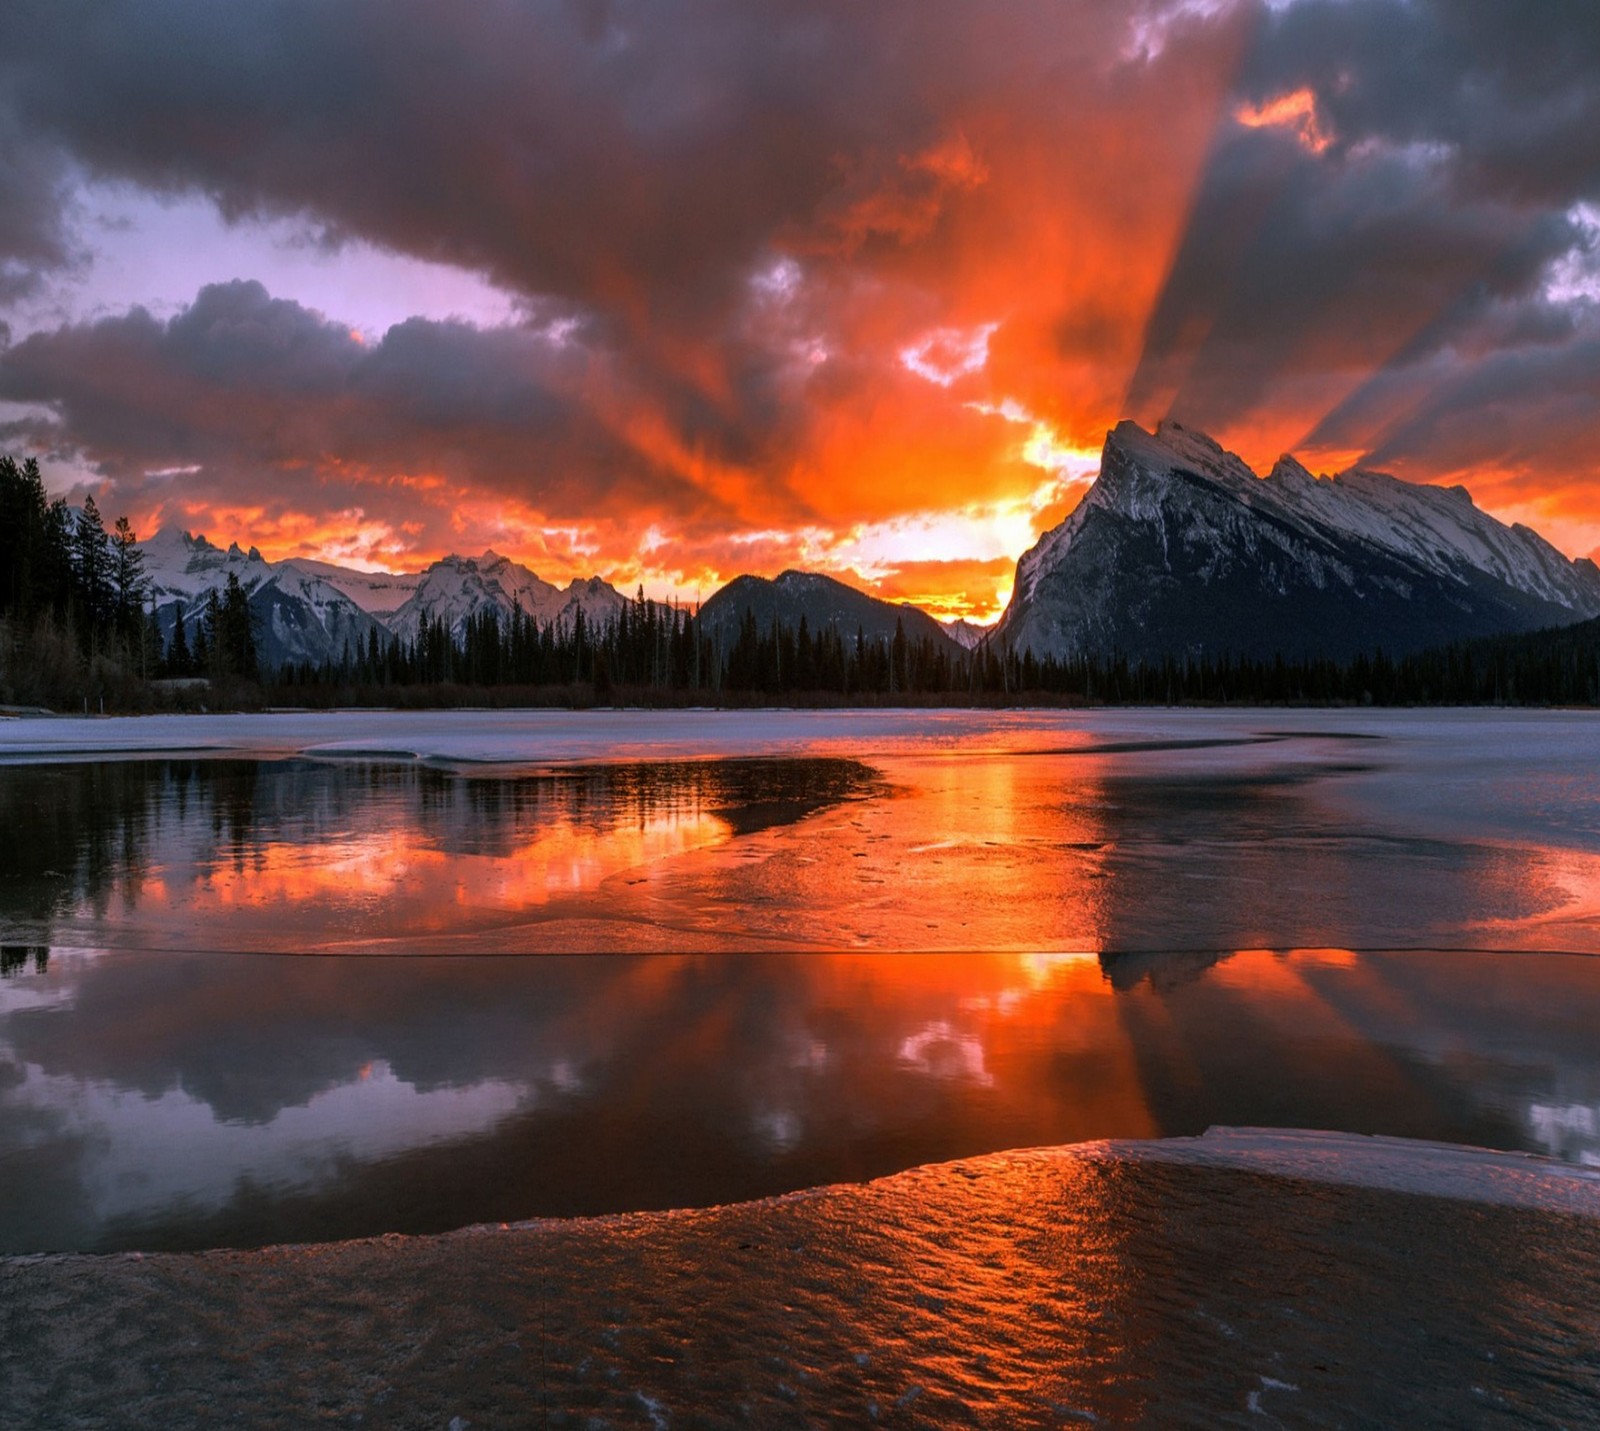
[1097,1127,1600,1215]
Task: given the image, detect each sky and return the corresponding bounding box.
[1,0,1598,622]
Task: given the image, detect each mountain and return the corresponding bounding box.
[941,618,989,650]
[996,420,1600,664]
[383,553,628,646]
[280,557,421,614]
[140,533,636,670]
[141,530,388,670]
[699,569,964,657]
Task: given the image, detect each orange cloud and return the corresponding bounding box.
[1234,87,1333,154]
[8,0,1600,619]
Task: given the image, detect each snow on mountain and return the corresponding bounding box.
[140,530,389,669]
[940,618,990,650]
[139,534,643,668]
[1000,420,1600,664]
[140,528,271,604]
[1259,456,1597,612]
[279,557,422,614]
[384,553,628,645]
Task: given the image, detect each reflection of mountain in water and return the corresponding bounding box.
[4,944,1600,1253]
[1083,766,1552,960]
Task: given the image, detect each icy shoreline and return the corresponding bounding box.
[1090,1127,1600,1214]
[1,703,1593,766]
[3,1129,1597,1428]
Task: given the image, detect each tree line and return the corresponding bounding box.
[6,453,1600,709]
[278,593,970,702]
[277,597,1600,708]
[0,455,259,707]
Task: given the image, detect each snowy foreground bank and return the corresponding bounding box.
[3,1131,1597,1428]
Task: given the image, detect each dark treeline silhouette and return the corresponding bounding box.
[275,588,968,703]
[275,596,1600,708]
[0,454,260,708]
[6,450,1600,709]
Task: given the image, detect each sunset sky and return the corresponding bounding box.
[2,1,1598,621]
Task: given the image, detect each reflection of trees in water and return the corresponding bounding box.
[0,756,878,931]
[0,945,48,977]
[423,758,877,857]
[0,762,165,926]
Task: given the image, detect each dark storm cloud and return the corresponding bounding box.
[0,105,74,303]
[1130,0,1600,468]
[0,279,714,520]
[1242,0,1600,205]
[1,0,1598,574]
[1365,322,1600,491]
[0,0,1096,329]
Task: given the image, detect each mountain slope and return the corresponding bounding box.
[699,570,963,658]
[141,535,636,669]
[142,530,388,669]
[383,553,627,645]
[941,618,989,650]
[279,557,421,615]
[996,421,1600,664]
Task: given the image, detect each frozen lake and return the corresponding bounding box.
[4,708,1600,1424]
[2,708,1599,1253]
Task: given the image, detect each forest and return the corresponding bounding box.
[5,460,1600,711]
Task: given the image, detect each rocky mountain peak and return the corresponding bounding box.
[1267,454,1319,490]
[998,418,1600,664]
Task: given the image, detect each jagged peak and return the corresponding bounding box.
[1153,418,1227,460]
[1102,418,1259,493]
[1267,454,1318,487]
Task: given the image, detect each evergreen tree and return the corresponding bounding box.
[0,455,54,618]
[219,573,258,680]
[198,589,221,675]
[72,494,112,634]
[168,609,192,676]
[111,516,147,638]
[141,604,165,680]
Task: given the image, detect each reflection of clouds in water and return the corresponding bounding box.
[6,935,1600,1251]
[753,1108,803,1153]
[897,1021,993,1087]
[0,1058,529,1229]
[191,808,732,913]
[1527,1102,1600,1167]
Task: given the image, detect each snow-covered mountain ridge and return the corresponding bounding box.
[139,532,635,669]
[1000,420,1600,663]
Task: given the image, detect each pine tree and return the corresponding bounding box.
[141,604,165,680]
[72,494,112,636]
[168,609,192,676]
[220,573,258,680]
[199,588,221,676]
[111,516,147,640]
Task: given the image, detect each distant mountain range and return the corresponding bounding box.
[995,420,1600,663]
[142,533,635,670]
[140,531,972,673]
[140,418,1600,672]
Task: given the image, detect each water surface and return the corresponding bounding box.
[2,712,1599,1253]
